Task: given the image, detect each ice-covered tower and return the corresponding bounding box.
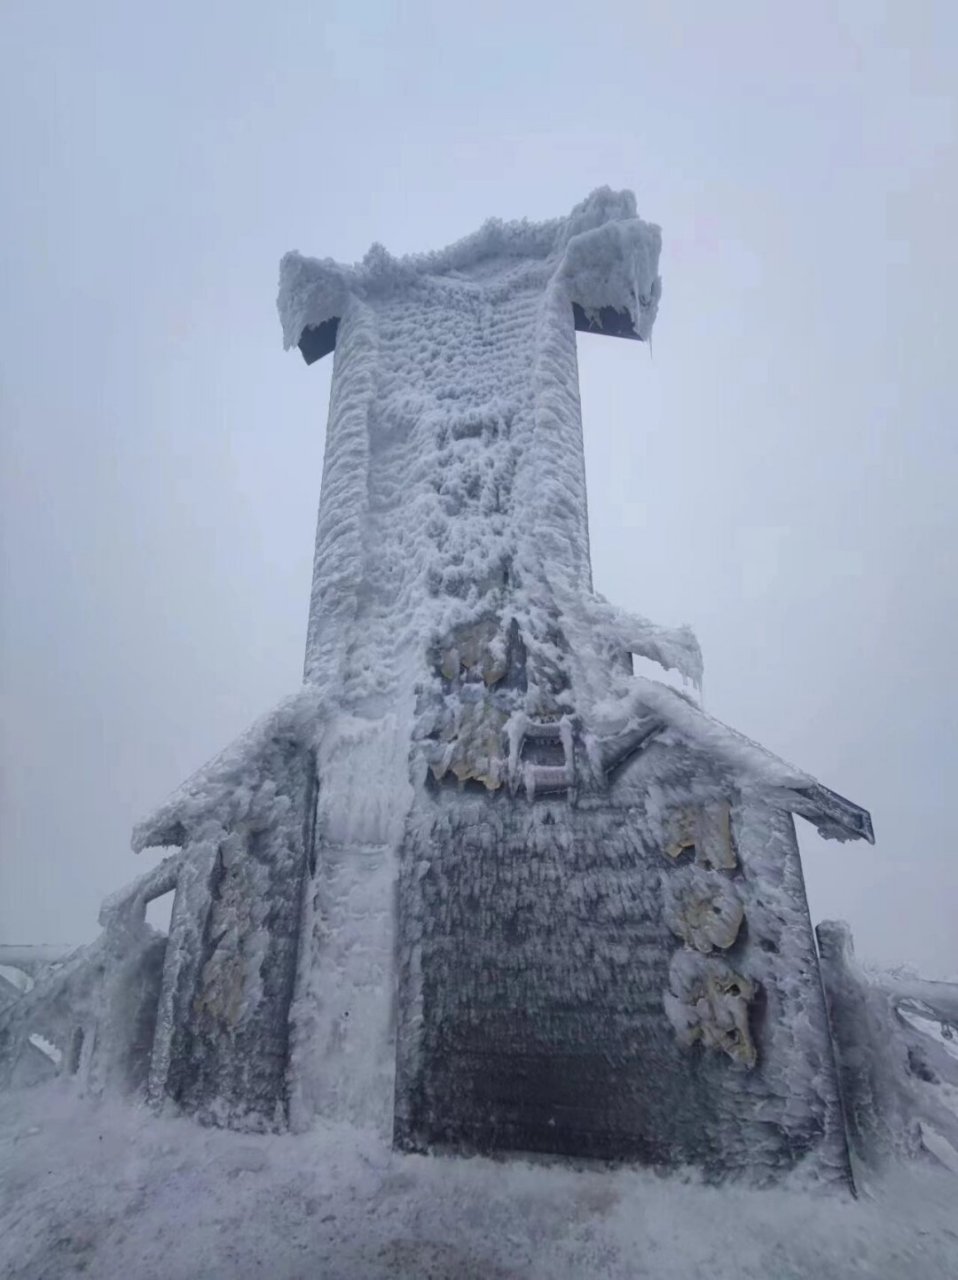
[269,190,872,1179]
[0,191,874,1186]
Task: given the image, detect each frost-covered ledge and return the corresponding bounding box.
[132,689,322,854]
[278,187,661,363]
[591,677,874,844]
[122,689,325,1125]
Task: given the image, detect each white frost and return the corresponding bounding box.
[2,1082,957,1280]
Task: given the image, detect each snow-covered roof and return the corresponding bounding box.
[594,676,874,843]
[133,676,872,854]
[131,689,322,853]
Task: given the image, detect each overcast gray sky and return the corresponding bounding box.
[1,1,955,974]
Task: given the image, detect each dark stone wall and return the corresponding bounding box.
[165,740,316,1130]
[394,752,850,1184]
[395,792,679,1162]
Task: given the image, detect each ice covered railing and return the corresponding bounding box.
[278,187,661,361]
[0,949,75,1084]
[818,920,958,1176]
[0,923,167,1095]
[0,686,327,1103]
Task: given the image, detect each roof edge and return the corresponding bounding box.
[780,782,875,844]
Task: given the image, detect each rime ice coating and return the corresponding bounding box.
[277,189,691,726]
[120,191,870,1159]
[278,187,661,351]
[1,190,883,1184]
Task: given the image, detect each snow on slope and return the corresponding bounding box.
[1,1082,956,1280]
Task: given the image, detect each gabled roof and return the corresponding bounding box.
[594,676,874,843]
[134,675,873,858]
[132,689,321,853]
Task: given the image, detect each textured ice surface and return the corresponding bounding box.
[0,926,166,1097]
[0,191,877,1183]
[818,920,958,1176]
[278,187,661,352]
[394,727,854,1183]
[2,1081,957,1280]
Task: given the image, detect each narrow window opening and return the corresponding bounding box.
[629,653,699,696]
[145,890,174,935]
[68,1027,84,1074]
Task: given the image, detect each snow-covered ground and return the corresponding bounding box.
[2,1083,955,1280]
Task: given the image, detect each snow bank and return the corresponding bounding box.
[1,1082,956,1280]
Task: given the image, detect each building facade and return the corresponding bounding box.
[0,191,873,1185]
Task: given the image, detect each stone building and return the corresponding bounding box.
[0,191,875,1185]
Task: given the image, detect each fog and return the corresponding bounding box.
[2,1,955,975]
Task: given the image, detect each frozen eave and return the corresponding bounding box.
[131,688,322,853]
[297,303,643,367]
[598,677,875,845]
[784,782,875,844]
[571,303,645,342]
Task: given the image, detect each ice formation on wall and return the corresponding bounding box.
[0,189,902,1187]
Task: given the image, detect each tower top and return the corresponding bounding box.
[278,187,662,364]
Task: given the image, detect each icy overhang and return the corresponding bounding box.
[298,316,340,365]
[278,186,661,364]
[131,689,321,854]
[296,304,642,366]
[132,678,874,855]
[595,678,875,846]
[785,783,875,844]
